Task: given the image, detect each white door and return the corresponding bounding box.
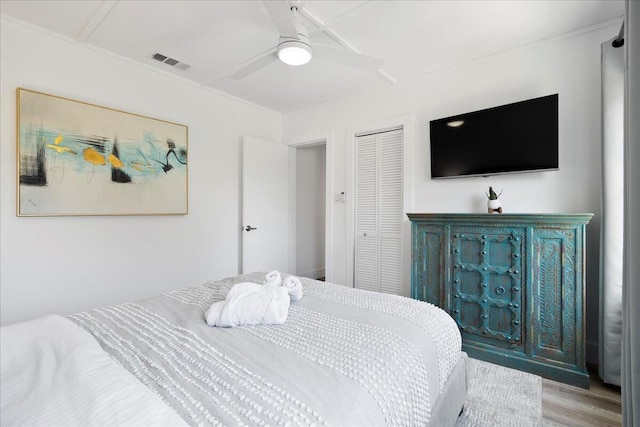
[354,128,403,294]
[242,136,289,273]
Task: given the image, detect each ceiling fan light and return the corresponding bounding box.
[277,41,312,66]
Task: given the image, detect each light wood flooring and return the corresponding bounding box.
[542,366,622,426]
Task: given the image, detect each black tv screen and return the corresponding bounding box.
[429,94,559,179]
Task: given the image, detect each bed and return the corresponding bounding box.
[1,272,467,426]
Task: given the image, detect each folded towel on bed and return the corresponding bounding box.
[263,271,304,301]
[205,282,290,327]
[283,275,303,301]
[263,270,283,287]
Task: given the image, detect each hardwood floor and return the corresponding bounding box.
[542,367,622,426]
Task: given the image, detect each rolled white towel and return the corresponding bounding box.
[205,301,226,326]
[205,282,290,327]
[283,275,303,301]
[263,270,282,287]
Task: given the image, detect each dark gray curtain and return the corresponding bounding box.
[622,0,640,425]
[599,36,624,386]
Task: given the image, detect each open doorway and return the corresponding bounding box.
[294,143,326,280]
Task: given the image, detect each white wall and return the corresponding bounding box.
[0,15,619,364]
[0,18,282,325]
[295,144,326,279]
[283,23,621,363]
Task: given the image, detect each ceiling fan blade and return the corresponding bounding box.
[230,52,279,79]
[263,0,298,39]
[313,44,383,70]
[206,47,278,82]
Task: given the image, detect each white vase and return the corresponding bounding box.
[487,199,501,213]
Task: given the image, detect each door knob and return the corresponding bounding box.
[245,225,257,232]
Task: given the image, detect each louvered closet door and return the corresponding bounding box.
[378,130,403,294]
[355,128,403,294]
[355,134,378,291]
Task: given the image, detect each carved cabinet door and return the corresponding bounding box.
[450,227,525,350]
[411,224,445,306]
[530,228,581,365]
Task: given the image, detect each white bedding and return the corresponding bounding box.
[1,274,465,426]
[0,314,186,426]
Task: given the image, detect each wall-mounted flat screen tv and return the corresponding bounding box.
[429,94,559,179]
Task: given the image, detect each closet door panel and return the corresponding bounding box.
[355,236,378,291]
[355,134,378,290]
[380,235,402,294]
[379,130,403,294]
[354,129,403,294]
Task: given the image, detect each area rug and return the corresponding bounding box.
[456,357,542,426]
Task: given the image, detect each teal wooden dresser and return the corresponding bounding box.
[407,213,593,388]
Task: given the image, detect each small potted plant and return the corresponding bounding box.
[486,186,503,214]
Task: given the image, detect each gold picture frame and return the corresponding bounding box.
[16,88,188,216]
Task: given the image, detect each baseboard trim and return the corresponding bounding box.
[297,268,325,280]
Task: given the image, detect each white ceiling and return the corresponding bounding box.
[0,0,625,113]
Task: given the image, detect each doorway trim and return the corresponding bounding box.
[287,131,334,281]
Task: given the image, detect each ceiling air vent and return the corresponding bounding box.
[152,53,191,71]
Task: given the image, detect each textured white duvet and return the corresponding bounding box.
[1,274,464,426]
[0,314,186,426]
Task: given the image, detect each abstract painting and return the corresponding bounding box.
[17,88,188,216]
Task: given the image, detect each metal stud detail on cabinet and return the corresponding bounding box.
[450,229,524,348]
[408,213,593,388]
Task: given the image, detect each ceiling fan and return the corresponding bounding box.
[223,0,384,80]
